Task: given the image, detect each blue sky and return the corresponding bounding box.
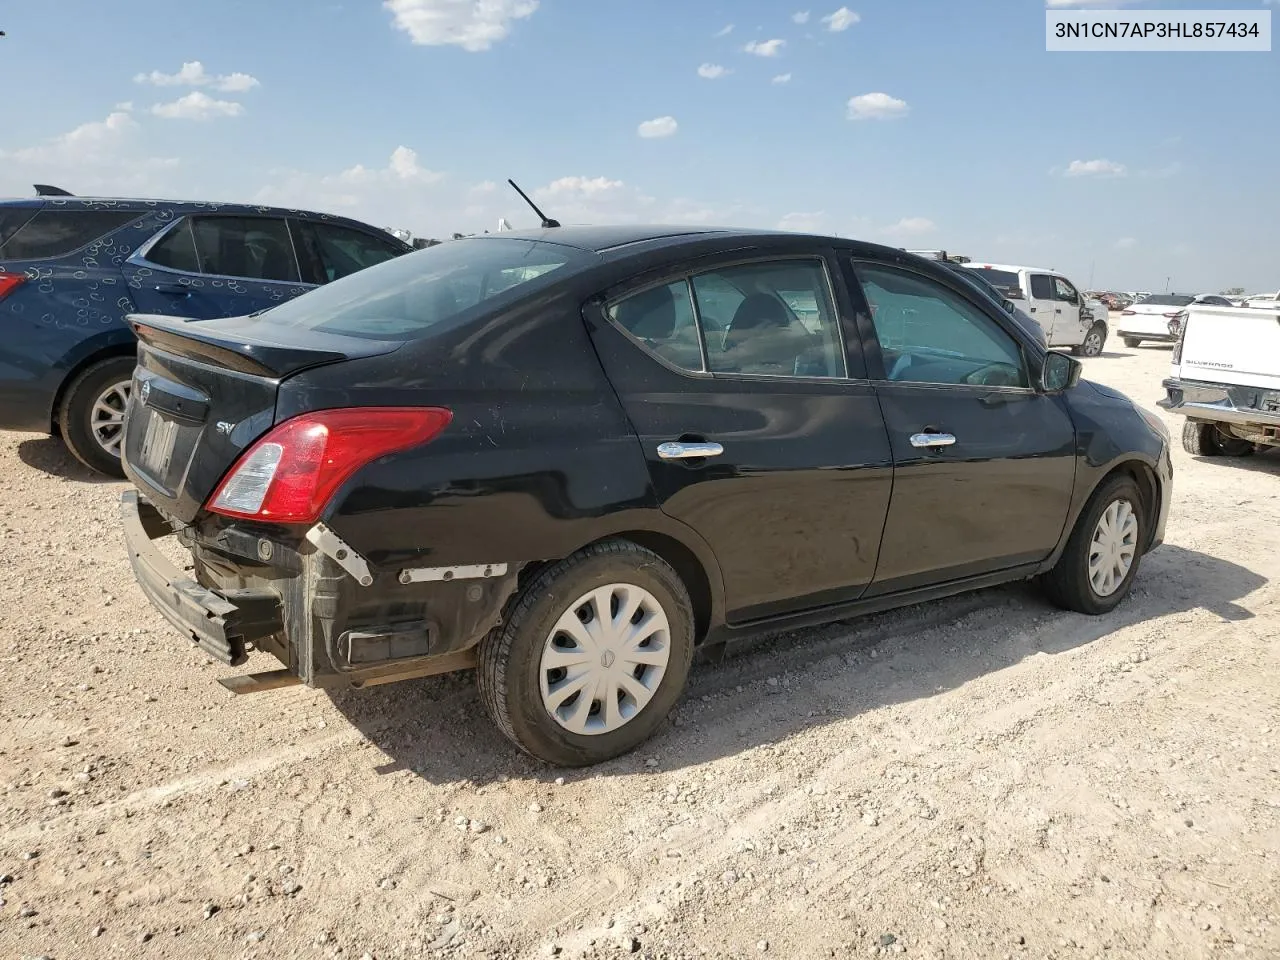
[1,0,1276,293]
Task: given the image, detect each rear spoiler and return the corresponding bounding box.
[129,313,351,379]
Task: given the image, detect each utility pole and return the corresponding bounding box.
[1165,276,1171,293]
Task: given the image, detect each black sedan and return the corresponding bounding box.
[119,227,1172,766]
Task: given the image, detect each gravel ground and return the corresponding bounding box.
[1,343,1278,960]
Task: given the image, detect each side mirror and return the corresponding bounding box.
[1040,350,1082,393]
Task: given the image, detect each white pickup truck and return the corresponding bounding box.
[1159,300,1280,456]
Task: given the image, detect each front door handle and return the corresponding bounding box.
[909,432,957,449]
[657,441,724,460]
[154,282,190,295]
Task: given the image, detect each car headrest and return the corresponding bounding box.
[730,293,789,331]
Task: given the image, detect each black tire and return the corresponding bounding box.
[1122,337,1141,349]
[1181,421,1253,458]
[57,356,136,478]
[477,540,695,767]
[1181,421,1220,457]
[1041,475,1146,615]
[1074,323,1106,358]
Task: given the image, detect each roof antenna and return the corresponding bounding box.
[34,184,74,197]
[507,179,559,229]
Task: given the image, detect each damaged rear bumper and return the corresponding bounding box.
[121,491,519,689]
[121,490,282,666]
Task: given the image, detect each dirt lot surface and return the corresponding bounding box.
[1,344,1278,960]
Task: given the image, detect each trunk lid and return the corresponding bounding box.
[122,313,404,523]
[1176,304,1280,392]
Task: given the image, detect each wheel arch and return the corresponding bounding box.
[1096,458,1161,552]
[49,336,139,431]
[517,521,726,645]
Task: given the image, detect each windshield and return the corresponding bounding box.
[252,237,595,339]
[1136,294,1195,307]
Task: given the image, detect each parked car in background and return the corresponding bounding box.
[1161,298,1280,457]
[1244,291,1280,309]
[119,226,1171,766]
[1116,294,1233,347]
[961,262,1108,356]
[0,189,410,476]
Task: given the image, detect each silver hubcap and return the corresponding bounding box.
[1088,498,1138,598]
[1084,332,1102,355]
[90,381,131,457]
[539,583,671,736]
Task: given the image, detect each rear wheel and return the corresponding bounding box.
[58,356,135,478]
[1042,475,1146,615]
[477,540,695,766]
[1122,337,1141,349]
[1182,421,1254,457]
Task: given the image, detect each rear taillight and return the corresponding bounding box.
[0,274,25,301]
[207,407,452,524]
[1170,312,1188,364]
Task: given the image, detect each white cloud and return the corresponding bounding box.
[777,211,827,233]
[1064,158,1127,177]
[881,216,936,238]
[772,73,793,84]
[0,111,180,199]
[697,63,729,79]
[714,23,735,37]
[2,111,138,165]
[847,92,909,120]
[1115,237,1138,250]
[151,92,245,121]
[134,61,261,93]
[217,72,260,93]
[745,38,786,56]
[792,11,811,24]
[114,101,135,112]
[536,176,626,199]
[383,0,538,51]
[637,116,678,139]
[822,6,861,31]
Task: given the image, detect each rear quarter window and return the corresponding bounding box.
[0,209,139,260]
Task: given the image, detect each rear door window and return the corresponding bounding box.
[1029,274,1055,300]
[145,220,201,273]
[606,258,847,379]
[0,209,138,260]
[292,220,407,284]
[189,216,300,283]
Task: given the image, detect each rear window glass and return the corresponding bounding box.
[252,238,594,340]
[964,267,1021,295]
[0,209,138,260]
[0,208,39,250]
[1139,294,1195,307]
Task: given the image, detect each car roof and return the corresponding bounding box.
[962,262,1059,275]
[474,225,772,256]
[0,194,401,237]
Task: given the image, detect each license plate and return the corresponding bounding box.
[138,411,179,476]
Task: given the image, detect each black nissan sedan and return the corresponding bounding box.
[119,226,1172,766]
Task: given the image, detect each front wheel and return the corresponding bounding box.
[1041,475,1146,615]
[58,356,136,478]
[1074,324,1106,358]
[477,540,695,766]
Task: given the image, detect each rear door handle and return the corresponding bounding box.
[909,432,957,448]
[657,441,724,460]
[153,282,190,295]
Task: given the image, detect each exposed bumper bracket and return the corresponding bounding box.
[398,562,510,584]
[121,490,283,666]
[305,522,374,587]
